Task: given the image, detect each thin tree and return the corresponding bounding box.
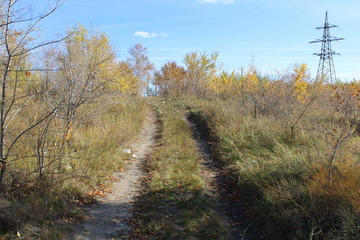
[49,25,116,124]
[0,0,66,191]
[127,44,154,96]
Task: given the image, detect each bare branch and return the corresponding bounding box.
[4,94,35,130]
[11,0,64,55]
[13,35,70,57]
[5,102,63,159]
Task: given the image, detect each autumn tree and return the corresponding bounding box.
[207,71,239,96]
[48,25,116,124]
[0,0,66,190]
[278,63,318,138]
[322,81,360,182]
[127,44,154,96]
[22,25,127,179]
[154,61,187,96]
[234,62,273,118]
[184,51,219,96]
[109,61,139,94]
[291,63,310,103]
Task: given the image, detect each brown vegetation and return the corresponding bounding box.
[0,1,152,238]
[152,54,360,238]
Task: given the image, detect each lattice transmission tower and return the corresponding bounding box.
[310,11,344,83]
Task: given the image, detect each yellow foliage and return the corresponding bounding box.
[292,63,310,82]
[293,80,309,103]
[348,82,360,97]
[111,76,137,93]
[207,71,236,94]
[109,62,139,94]
[65,25,139,95]
[243,65,260,92]
[207,62,268,96]
[291,64,310,102]
[184,51,219,94]
[64,122,74,141]
[64,132,72,141]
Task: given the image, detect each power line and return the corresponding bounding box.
[8,68,62,72]
[6,68,122,72]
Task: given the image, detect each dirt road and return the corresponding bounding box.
[67,109,157,240]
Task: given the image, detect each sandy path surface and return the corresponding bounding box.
[67,110,157,240]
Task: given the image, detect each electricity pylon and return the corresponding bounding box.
[310,11,344,83]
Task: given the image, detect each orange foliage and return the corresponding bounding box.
[64,122,74,141]
[88,189,107,197]
[308,164,360,211]
[154,61,187,96]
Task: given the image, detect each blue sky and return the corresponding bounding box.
[36,0,360,80]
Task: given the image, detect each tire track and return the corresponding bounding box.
[187,113,255,240]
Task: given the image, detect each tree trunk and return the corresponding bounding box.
[0,160,6,192]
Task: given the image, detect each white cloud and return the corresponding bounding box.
[134,31,168,39]
[198,0,234,4]
[134,31,157,38]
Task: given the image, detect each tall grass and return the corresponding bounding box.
[181,97,360,240]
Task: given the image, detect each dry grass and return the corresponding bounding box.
[0,95,147,239]
[132,98,230,240]
[178,96,360,240]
